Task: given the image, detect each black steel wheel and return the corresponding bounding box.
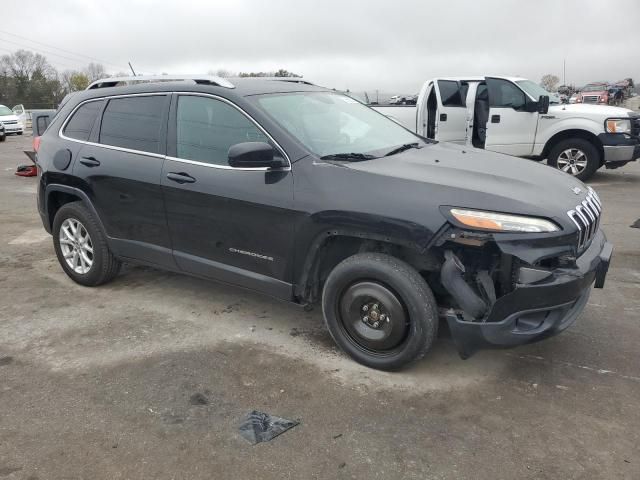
[322,253,438,370]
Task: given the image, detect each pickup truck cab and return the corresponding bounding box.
[374,76,640,180]
[35,75,612,370]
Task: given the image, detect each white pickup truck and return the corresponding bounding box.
[373,76,640,180]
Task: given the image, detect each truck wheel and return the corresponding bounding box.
[52,202,121,286]
[322,253,438,371]
[548,138,599,181]
[0,135,5,142]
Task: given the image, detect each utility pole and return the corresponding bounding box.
[563,58,566,86]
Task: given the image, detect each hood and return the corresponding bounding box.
[549,103,631,118]
[0,113,20,123]
[344,142,590,229]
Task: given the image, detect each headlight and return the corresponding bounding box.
[450,208,560,233]
[605,118,631,134]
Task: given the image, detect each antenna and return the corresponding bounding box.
[128,62,137,76]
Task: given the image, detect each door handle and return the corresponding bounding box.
[80,156,100,167]
[166,172,196,184]
[440,113,448,121]
[491,114,501,123]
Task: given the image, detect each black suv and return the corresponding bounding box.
[36,76,612,370]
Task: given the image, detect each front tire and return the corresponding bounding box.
[322,253,438,371]
[548,138,600,181]
[53,202,121,286]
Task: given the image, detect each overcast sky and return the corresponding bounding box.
[3,0,639,93]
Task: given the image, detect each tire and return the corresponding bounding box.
[52,201,121,286]
[547,138,600,181]
[0,135,5,142]
[322,253,438,371]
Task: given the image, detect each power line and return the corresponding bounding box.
[0,37,108,70]
[0,45,87,71]
[0,29,128,70]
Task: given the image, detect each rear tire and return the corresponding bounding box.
[52,202,121,286]
[548,138,599,181]
[0,135,5,142]
[322,253,438,371]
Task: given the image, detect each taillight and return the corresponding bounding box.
[33,136,41,152]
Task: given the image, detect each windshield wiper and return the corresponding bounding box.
[384,143,421,157]
[320,152,378,161]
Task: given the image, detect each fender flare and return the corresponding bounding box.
[44,184,110,242]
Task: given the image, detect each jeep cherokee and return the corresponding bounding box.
[35,75,612,370]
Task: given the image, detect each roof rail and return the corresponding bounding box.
[86,75,235,90]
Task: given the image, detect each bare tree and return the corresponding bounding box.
[540,74,560,92]
[85,62,107,82]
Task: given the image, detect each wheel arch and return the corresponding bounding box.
[45,185,108,239]
[294,229,440,304]
[541,129,604,166]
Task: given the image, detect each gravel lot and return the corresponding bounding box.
[1,133,639,479]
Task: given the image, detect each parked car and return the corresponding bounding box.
[35,75,612,370]
[373,76,640,180]
[0,104,24,135]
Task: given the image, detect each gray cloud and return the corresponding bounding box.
[3,0,639,93]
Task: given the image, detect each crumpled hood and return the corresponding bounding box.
[344,142,590,228]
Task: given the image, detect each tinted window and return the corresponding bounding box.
[100,96,166,153]
[487,79,526,109]
[438,80,465,107]
[63,101,102,141]
[176,95,269,166]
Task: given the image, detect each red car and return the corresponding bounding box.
[577,83,610,104]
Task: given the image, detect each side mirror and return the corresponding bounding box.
[537,95,550,114]
[228,142,286,169]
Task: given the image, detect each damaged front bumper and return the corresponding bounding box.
[447,229,612,358]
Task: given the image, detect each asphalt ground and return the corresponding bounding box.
[1,133,639,479]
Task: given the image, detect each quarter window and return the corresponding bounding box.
[63,101,102,141]
[176,95,269,166]
[487,78,526,110]
[99,96,166,153]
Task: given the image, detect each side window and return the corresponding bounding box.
[487,79,526,110]
[176,95,269,166]
[99,96,166,153]
[438,80,466,107]
[63,101,102,141]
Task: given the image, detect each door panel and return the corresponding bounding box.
[71,94,173,267]
[433,79,468,144]
[162,93,296,297]
[484,78,538,156]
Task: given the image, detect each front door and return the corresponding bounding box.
[484,77,538,156]
[162,93,295,299]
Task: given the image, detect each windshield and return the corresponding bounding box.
[582,85,607,92]
[515,81,559,104]
[254,92,421,158]
[0,106,13,116]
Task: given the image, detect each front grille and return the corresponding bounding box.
[582,95,599,103]
[630,115,640,137]
[1,120,18,125]
[567,187,602,251]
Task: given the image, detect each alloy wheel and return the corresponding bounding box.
[59,218,94,274]
[557,148,588,176]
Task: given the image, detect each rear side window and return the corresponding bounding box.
[63,101,102,141]
[176,95,269,166]
[438,80,466,107]
[99,96,166,153]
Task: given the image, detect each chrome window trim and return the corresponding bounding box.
[171,92,291,171]
[58,93,169,158]
[57,92,292,171]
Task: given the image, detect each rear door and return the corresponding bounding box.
[162,93,295,299]
[432,79,469,143]
[70,94,174,268]
[484,77,538,156]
